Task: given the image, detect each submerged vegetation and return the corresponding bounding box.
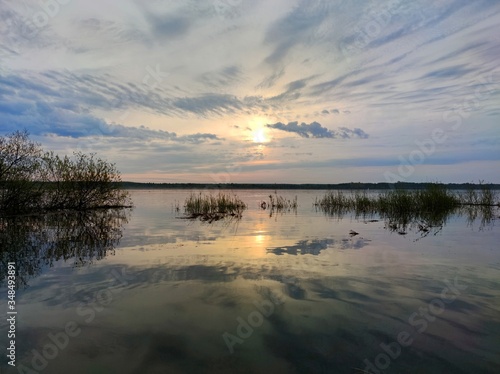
[0,209,129,288]
[315,183,498,213]
[183,192,246,222]
[260,192,298,217]
[315,183,498,236]
[0,130,131,216]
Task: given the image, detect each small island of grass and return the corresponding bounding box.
[182,192,247,222]
[314,183,498,235]
[314,183,498,215]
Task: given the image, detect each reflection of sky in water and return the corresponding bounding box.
[267,238,370,255]
[0,190,499,373]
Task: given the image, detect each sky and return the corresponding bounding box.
[0,0,499,183]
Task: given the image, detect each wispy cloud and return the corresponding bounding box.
[266,121,368,139]
[0,0,499,182]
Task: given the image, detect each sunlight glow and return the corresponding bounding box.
[255,234,266,244]
[252,129,268,143]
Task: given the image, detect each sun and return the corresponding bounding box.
[252,129,267,143]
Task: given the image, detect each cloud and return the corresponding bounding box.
[198,65,243,89]
[257,68,285,89]
[145,12,191,39]
[0,87,222,145]
[1,0,499,183]
[0,72,246,120]
[172,94,242,115]
[266,121,368,139]
[420,64,475,80]
[263,0,332,65]
[76,18,149,44]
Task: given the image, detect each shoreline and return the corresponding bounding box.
[118,182,500,190]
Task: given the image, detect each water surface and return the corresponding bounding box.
[1,189,499,373]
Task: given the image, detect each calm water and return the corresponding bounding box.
[1,189,499,374]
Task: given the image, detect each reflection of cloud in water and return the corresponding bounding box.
[12,257,500,373]
[266,237,369,255]
[120,233,219,248]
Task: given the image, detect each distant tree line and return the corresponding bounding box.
[0,130,130,216]
[119,181,500,190]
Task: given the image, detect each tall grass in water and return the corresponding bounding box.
[267,192,298,210]
[461,182,498,206]
[315,184,473,214]
[315,185,459,230]
[315,183,498,235]
[262,192,298,218]
[377,184,458,216]
[314,190,377,216]
[459,182,498,230]
[184,192,246,222]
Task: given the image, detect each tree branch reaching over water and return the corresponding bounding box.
[0,130,131,216]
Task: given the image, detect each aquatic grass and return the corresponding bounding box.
[260,191,298,217]
[260,192,298,218]
[353,191,374,213]
[462,186,479,205]
[315,191,349,210]
[415,184,458,210]
[459,181,499,206]
[314,184,495,215]
[315,184,460,224]
[315,183,498,236]
[315,192,355,218]
[266,192,298,210]
[478,182,497,206]
[183,192,247,222]
[314,190,379,216]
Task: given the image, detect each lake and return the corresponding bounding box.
[1,189,499,373]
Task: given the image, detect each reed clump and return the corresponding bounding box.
[315,184,462,221]
[459,182,498,206]
[183,192,246,222]
[315,183,498,236]
[314,190,378,216]
[266,192,298,210]
[315,183,498,214]
[315,185,455,236]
